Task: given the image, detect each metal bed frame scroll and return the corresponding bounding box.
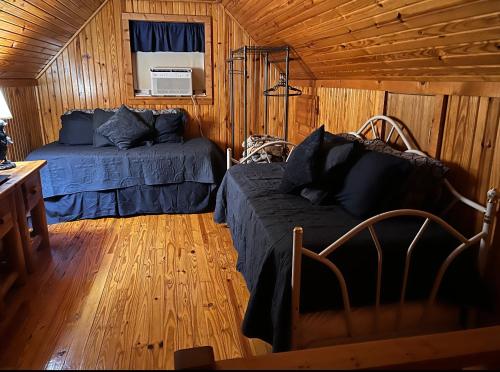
[226,115,498,350]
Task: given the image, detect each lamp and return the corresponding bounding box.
[0,90,15,170]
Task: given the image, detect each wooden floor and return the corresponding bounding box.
[0,214,270,370]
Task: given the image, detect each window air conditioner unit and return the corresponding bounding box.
[150,67,193,96]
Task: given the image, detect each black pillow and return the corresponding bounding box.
[300,187,329,205]
[299,133,358,205]
[95,105,153,150]
[93,109,114,147]
[334,150,413,218]
[59,111,94,145]
[93,107,154,147]
[279,125,325,193]
[320,136,357,183]
[338,136,449,212]
[154,111,186,143]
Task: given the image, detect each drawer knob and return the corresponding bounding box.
[30,188,37,195]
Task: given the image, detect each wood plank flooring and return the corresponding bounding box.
[0,214,270,370]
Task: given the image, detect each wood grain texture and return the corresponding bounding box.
[35,0,288,155]
[385,92,438,153]
[313,80,500,98]
[0,86,43,161]
[222,0,500,81]
[440,96,500,233]
[0,214,271,370]
[316,87,385,134]
[0,0,107,79]
[211,326,500,370]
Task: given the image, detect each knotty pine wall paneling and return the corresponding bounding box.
[35,0,296,156]
[315,87,385,134]
[0,85,43,161]
[384,93,446,156]
[35,0,307,157]
[440,95,500,308]
[440,96,500,226]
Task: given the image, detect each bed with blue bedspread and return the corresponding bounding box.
[27,137,225,224]
[215,162,484,352]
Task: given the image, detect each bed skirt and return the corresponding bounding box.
[44,182,215,224]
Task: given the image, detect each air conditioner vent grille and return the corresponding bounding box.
[151,67,193,96]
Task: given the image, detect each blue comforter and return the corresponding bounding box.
[26,138,225,198]
[215,163,484,352]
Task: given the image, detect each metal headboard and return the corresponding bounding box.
[290,115,498,350]
[346,115,497,273]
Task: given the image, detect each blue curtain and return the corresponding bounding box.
[130,21,205,53]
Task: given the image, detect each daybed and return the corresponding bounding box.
[27,107,225,224]
[215,115,497,352]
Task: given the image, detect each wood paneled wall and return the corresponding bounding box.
[35,0,258,152]
[0,85,43,161]
[316,87,385,134]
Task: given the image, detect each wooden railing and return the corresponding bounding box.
[174,326,500,370]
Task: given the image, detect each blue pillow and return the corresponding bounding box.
[300,135,358,204]
[59,111,93,145]
[320,133,358,183]
[93,107,154,148]
[93,109,114,147]
[279,125,325,193]
[334,150,413,218]
[95,105,153,150]
[154,111,186,143]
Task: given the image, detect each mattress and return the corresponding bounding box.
[214,163,485,351]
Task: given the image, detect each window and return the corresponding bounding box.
[122,14,213,104]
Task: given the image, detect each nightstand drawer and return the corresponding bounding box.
[22,173,42,211]
[0,202,14,239]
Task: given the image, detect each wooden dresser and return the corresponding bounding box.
[0,161,50,276]
[0,181,26,314]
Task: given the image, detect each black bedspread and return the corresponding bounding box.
[215,163,484,352]
[26,138,225,198]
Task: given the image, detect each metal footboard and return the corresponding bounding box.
[288,114,499,350]
[291,190,497,350]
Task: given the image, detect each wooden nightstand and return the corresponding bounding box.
[0,161,50,273]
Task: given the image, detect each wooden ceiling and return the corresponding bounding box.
[0,0,499,82]
[0,0,106,79]
[222,0,500,81]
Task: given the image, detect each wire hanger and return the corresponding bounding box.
[264,73,302,97]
